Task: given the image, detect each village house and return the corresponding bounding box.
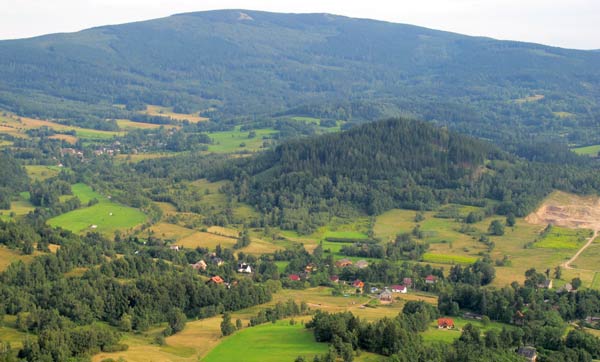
[355,260,369,269]
[207,276,224,285]
[390,285,407,293]
[210,255,224,266]
[517,346,538,362]
[289,274,301,281]
[514,310,525,326]
[237,263,252,274]
[169,245,181,251]
[190,260,207,271]
[352,279,365,289]
[437,318,455,329]
[425,275,438,284]
[379,290,393,302]
[335,258,353,268]
[538,279,553,289]
[558,282,573,293]
[305,263,318,273]
[329,275,340,283]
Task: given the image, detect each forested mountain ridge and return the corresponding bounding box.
[0,10,599,144]
[217,118,600,233]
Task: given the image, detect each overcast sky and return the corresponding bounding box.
[1,0,599,49]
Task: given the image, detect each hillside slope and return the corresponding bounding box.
[0,10,599,144]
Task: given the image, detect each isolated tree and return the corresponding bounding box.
[506,213,516,227]
[220,313,235,337]
[554,266,562,280]
[488,220,505,236]
[167,308,187,334]
[572,277,582,290]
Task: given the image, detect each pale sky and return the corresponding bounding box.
[1,0,599,49]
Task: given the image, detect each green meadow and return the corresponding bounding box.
[48,183,146,234]
[206,127,277,153]
[572,144,600,156]
[535,226,591,249]
[202,321,328,362]
[421,316,510,344]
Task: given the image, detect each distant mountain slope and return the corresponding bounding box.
[0,10,599,144]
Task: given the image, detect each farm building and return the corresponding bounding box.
[191,260,207,271]
[538,279,553,289]
[517,346,537,362]
[335,258,353,268]
[379,290,393,302]
[329,275,340,283]
[355,260,369,269]
[237,263,252,274]
[289,274,301,281]
[352,280,364,289]
[207,276,224,285]
[305,263,318,273]
[169,245,181,251]
[425,275,438,284]
[437,318,454,329]
[390,285,407,293]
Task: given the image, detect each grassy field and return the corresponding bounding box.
[535,226,591,249]
[571,241,600,270]
[421,316,510,344]
[205,126,276,153]
[203,322,328,362]
[116,118,164,130]
[422,253,478,265]
[572,145,600,156]
[48,183,147,235]
[514,94,544,103]
[143,105,208,123]
[0,197,35,221]
[0,246,36,271]
[25,165,62,181]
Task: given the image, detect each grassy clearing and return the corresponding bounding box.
[206,127,276,154]
[150,222,196,241]
[203,321,328,362]
[179,231,237,249]
[324,230,369,240]
[143,105,208,123]
[48,133,78,144]
[514,94,544,104]
[25,165,61,181]
[421,316,509,344]
[116,119,164,130]
[48,183,146,235]
[535,227,591,250]
[0,316,29,349]
[572,243,600,271]
[422,253,478,265]
[572,144,600,156]
[116,152,181,162]
[0,198,35,221]
[0,246,36,271]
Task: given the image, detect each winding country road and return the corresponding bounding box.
[562,229,599,270]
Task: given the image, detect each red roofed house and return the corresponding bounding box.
[390,285,407,293]
[330,275,340,283]
[289,274,301,281]
[437,318,455,329]
[207,276,224,285]
[353,280,364,289]
[425,275,438,284]
[335,258,353,268]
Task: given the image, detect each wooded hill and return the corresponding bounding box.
[218,118,600,233]
[0,10,599,144]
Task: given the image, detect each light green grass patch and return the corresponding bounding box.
[202,321,328,362]
[25,165,61,181]
[535,226,591,250]
[421,316,509,344]
[48,183,146,235]
[206,127,277,153]
[572,144,600,156]
[422,253,478,265]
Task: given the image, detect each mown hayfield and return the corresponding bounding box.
[571,242,600,271]
[206,127,276,153]
[514,94,544,103]
[202,322,328,362]
[422,252,478,265]
[116,118,164,130]
[25,165,61,181]
[0,316,29,349]
[116,152,181,163]
[0,246,34,271]
[179,231,237,249]
[324,230,369,240]
[0,198,35,221]
[535,226,591,249]
[143,105,209,123]
[206,226,240,238]
[572,144,600,156]
[150,222,196,241]
[48,183,146,235]
[374,209,417,241]
[240,237,284,255]
[48,133,78,144]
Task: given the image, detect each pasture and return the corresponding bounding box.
[202,322,328,362]
[143,105,209,123]
[421,316,510,344]
[116,118,164,130]
[205,126,276,153]
[534,226,591,250]
[48,183,147,235]
[572,144,600,156]
[25,165,62,181]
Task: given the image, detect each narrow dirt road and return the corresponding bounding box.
[562,229,599,270]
